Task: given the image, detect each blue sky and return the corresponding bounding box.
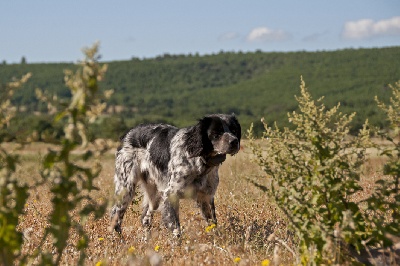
[1,0,400,63]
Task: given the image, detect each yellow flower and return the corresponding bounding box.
[98,237,104,241]
[154,245,160,252]
[95,261,103,266]
[261,259,270,266]
[233,257,241,263]
[128,246,135,254]
[205,223,216,233]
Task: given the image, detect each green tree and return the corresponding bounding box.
[20,56,26,64]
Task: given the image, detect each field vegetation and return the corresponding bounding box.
[3,136,398,265]
[1,43,399,265]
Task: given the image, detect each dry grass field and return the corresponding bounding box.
[8,141,386,265]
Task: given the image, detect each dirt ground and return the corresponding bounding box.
[8,141,388,265]
[12,142,295,265]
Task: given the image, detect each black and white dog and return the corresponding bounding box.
[110,114,241,237]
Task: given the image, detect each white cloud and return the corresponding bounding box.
[218,32,240,41]
[246,26,289,42]
[342,16,400,40]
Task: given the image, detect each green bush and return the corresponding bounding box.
[367,81,400,247]
[0,114,63,143]
[248,77,373,264]
[88,115,129,140]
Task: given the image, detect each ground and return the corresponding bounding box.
[8,141,385,265]
[13,142,293,265]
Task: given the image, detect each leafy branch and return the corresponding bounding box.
[35,42,113,265]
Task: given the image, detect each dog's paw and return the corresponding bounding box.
[172,228,181,238]
[142,216,152,227]
[114,223,122,234]
[141,227,151,242]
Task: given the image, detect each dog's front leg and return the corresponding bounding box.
[161,171,183,237]
[161,190,181,237]
[210,198,217,224]
[197,195,217,225]
[197,169,219,225]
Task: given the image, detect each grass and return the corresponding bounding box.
[10,140,387,265]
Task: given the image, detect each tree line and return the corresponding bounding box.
[0,46,399,141]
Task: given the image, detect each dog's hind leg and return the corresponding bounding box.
[140,182,161,229]
[140,187,161,241]
[110,182,136,234]
[110,148,139,234]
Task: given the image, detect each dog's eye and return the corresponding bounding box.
[210,133,220,140]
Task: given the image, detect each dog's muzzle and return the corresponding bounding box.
[226,134,240,155]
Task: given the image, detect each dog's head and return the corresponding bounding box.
[185,114,241,158]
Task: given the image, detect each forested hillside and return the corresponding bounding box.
[1,46,399,140]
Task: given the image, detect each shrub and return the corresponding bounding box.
[0,114,64,143]
[248,77,372,264]
[368,81,400,247]
[0,73,31,265]
[88,115,129,140]
[35,42,113,265]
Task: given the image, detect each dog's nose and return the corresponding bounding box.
[230,138,239,147]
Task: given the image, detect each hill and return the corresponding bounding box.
[1,46,399,140]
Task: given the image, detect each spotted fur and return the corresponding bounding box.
[110,114,241,237]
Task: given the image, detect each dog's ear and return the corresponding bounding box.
[185,123,203,157]
[230,115,242,140]
[185,116,213,157]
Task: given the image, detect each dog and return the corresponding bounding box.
[110,114,241,237]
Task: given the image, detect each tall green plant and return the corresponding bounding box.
[35,42,113,265]
[0,73,31,265]
[248,78,372,264]
[369,81,400,246]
